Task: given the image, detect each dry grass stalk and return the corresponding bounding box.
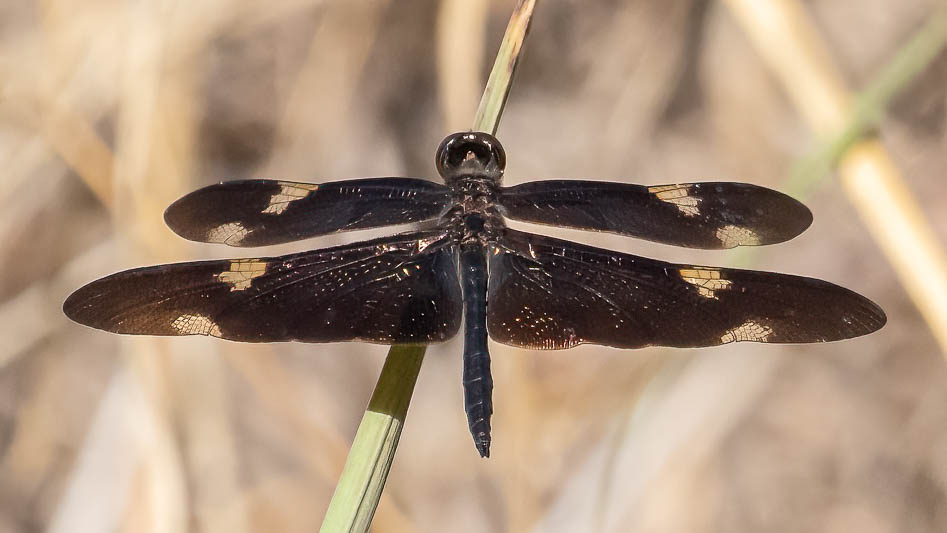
[266,2,388,177]
[436,0,489,132]
[10,1,943,531]
[724,0,947,353]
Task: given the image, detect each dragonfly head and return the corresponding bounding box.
[436,131,506,183]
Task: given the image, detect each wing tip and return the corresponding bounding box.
[164,181,254,244]
[62,288,84,325]
[63,286,117,335]
[781,193,814,242]
[63,278,103,324]
[716,184,813,248]
[63,278,129,334]
[860,295,887,334]
[165,199,255,247]
[163,196,195,240]
[163,195,211,243]
[750,188,814,246]
[812,290,886,342]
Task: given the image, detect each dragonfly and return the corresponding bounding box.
[64,131,886,457]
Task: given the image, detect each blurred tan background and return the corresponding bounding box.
[2,0,947,531]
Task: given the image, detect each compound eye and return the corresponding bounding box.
[488,141,506,173]
[435,132,506,180]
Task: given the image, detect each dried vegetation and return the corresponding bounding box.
[1,0,946,531]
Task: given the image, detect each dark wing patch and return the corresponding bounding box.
[64,231,462,344]
[164,178,452,247]
[487,229,885,349]
[498,180,812,249]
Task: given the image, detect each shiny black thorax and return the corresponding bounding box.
[436,132,507,248]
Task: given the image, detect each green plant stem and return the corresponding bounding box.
[319,345,424,533]
[320,2,538,532]
[473,0,537,134]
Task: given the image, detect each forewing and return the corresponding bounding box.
[499,180,812,249]
[487,229,885,349]
[164,178,452,247]
[64,231,462,344]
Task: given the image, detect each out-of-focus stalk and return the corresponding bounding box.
[473,0,536,134]
[724,0,947,353]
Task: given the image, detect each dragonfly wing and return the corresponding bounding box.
[499,180,812,249]
[64,231,462,344]
[165,178,451,247]
[487,229,885,349]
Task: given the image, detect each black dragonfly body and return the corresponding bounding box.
[64,132,886,457]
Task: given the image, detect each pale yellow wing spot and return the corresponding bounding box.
[679,267,733,299]
[648,184,699,217]
[721,320,773,344]
[262,181,320,215]
[171,314,222,336]
[206,221,249,245]
[716,224,760,248]
[217,259,268,291]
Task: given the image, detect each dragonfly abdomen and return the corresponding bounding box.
[459,243,493,458]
